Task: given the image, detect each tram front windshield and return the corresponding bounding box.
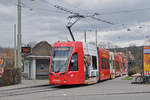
[51,47,72,73]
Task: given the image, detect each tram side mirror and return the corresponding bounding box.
[71,59,75,63]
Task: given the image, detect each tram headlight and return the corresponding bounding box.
[70,74,74,77]
[69,74,74,79]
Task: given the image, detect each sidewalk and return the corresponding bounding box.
[0,79,49,91]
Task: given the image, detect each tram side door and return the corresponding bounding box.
[68,52,81,83]
[84,55,99,82]
[84,55,91,80]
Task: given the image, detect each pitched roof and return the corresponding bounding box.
[31,41,52,56]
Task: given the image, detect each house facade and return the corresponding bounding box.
[23,41,52,80]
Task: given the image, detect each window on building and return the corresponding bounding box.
[69,53,78,71]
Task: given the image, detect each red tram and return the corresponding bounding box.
[49,41,127,85]
[98,48,110,81]
[118,52,127,75]
[114,54,121,77]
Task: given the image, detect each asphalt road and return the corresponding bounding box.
[0,77,150,100]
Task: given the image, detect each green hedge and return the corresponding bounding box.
[128,70,136,76]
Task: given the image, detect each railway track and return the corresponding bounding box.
[0,84,86,97]
[0,84,58,97]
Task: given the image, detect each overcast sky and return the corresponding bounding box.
[0,0,150,48]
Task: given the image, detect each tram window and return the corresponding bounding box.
[101,58,104,69]
[109,60,111,66]
[92,56,97,70]
[106,59,108,69]
[106,59,110,69]
[116,61,119,69]
[113,60,115,69]
[69,53,78,71]
[104,59,107,69]
[101,58,107,69]
[85,55,91,66]
[123,64,125,69]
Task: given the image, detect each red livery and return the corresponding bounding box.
[98,48,110,80]
[49,41,127,85]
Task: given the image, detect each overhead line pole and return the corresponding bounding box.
[95,29,97,46]
[17,0,22,68]
[14,24,17,68]
[84,31,86,43]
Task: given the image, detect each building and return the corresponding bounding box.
[23,41,52,80]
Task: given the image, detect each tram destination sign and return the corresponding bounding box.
[55,47,71,51]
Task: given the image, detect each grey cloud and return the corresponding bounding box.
[0,0,150,47]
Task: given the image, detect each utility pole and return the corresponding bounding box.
[14,24,17,68]
[17,0,22,68]
[84,31,86,43]
[95,29,97,46]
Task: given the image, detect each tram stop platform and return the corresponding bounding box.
[0,79,49,91]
